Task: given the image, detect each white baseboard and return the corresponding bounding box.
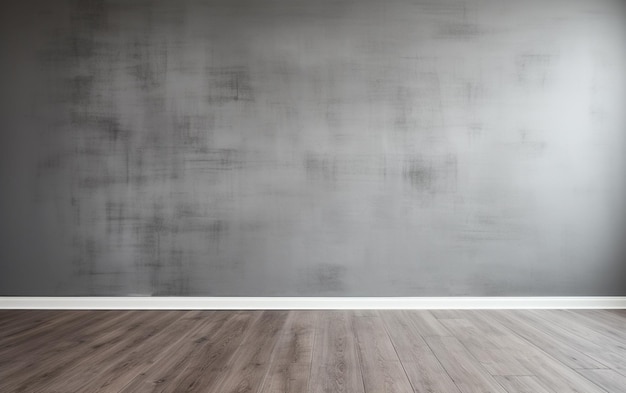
[0,296,625,310]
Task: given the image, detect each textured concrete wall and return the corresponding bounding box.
[1,0,625,296]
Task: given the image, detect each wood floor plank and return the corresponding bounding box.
[259,311,317,393]
[508,342,609,393]
[0,311,89,364]
[607,310,626,318]
[571,310,626,338]
[531,310,626,368]
[404,310,452,337]
[30,311,185,393]
[0,309,29,321]
[429,310,467,319]
[0,310,57,339]
[564,311,626,346]
[0,311,143,391]
[439,318,531,376]
[205,310,289,393]
[308,311,365,393]
[0,310,98,352]
[461,311,608,393]
[354,310,378,317]
[534,310,626,349]
[0,309,624,393]
[39,311,196,392]
[352,314,414,393]
[0,309,48,325]
[424,336,508,393]
[494,376,554,393]
[117,311,252,393]
[381,311,461,393]
[577,369,626,393]
[158,311,259,393]
[0,311,134,385]
[75,311,220,392]
[524,310,626,376]
[477,310,607,370]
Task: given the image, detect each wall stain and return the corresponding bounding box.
[0,0,624,296]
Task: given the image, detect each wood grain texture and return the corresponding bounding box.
[381,311,461,393]
[424,335,508,393]
[207,311,288,393]
[529,310,626,375]
[352,314,414,393]
[461,311,608,393]
[308,311,365,393]
[403,310,452,337]
[1,309,625,392]
[494,376,553,393]
[0,310,57,340]
[476,310,607,370]
[40,311,188,393]
[88,311,222,392]
[438,318,532,376]
[569,310,626,344]
[260,311,317,393]
[0,311,139,389]
[118,311,251,393]
[577,369,626,393]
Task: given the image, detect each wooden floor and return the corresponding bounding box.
[1,310,625,392]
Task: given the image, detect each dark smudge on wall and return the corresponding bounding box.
[0,0,625,296]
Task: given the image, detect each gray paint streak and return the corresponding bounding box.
[0,0,625,296]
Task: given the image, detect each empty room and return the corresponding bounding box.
[1,0,625,392]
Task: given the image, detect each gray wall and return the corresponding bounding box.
[1,0,625,296]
